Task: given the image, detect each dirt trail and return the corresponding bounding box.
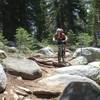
[0,54,65,100]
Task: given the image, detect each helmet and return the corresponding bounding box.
[56,28,63,33]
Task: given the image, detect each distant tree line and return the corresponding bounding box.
[0,0,95,45]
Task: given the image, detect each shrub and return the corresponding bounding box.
[76,33,93,47]
[0,32,8,49]
[15,27,33,53]
[67,31,93,50]
[67,30,77,45]
[0,32,8,44]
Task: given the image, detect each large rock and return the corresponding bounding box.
[88,61,100,82]
[3,57,42,80]
[73,47,100,62]
[65,52,72,57]
[55,65,100,80]
[39,46,55,57]
[59,81,100,100]
[6,47,17,53]
[39,74,100,87]
[0,64,7,92]
[0,50,7,59]
[70,56,88,65]
[88,61,100,68]
[39,74,100,99]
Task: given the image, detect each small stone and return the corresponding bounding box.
[19,95,24,99]
[4,91,8,95]
[14,89,28,96]
[17,86,32,94]
[10,89,19,100]
[23,97,31,100]
[17,76,22,80]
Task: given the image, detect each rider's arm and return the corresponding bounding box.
[53,35,57,42]
[65,36,68,41]
[53,37,55,41]
[62,35,68,42]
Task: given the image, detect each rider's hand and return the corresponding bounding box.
[53,38,57,42]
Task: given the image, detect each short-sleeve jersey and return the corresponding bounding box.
[54,33,66,40]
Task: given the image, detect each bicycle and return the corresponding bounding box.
[58,41,66,63]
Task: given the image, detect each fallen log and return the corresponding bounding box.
[28,57,71,67]
[28,57,52,65]
[33,90,60,99]
[53,62,66,67]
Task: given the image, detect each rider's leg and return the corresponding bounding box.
[63,43,66,57]
[62,43,66,63]
[58,45,61,63]
[62,50,65,63]
[58,53,61,63]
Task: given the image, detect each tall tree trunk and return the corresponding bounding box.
[93,0,100,46]
[1,0,26,41]
[2,0,16,41]
[0,1,3,33]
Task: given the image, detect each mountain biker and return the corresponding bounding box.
[53,28,68,63]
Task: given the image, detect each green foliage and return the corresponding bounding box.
[0,0,94,46]
[76,32,93,47]
[85,0,94,34]
[26,0,47,41]
[42,33,53,44]
[31,36,43,50]
[0,32,8,44]
[67,30,77,45]
[0,33,8,49]
[15,27,33,53]
[67,31,93,50]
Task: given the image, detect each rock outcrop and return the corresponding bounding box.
[73,47,100,62]
[60,81,100,100]
[3,57,42,80]
[39,46,55,57]
[0,64,7,92]
[55,65,100,80]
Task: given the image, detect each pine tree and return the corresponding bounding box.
[0,0,88,43]
[92,0,100,46]
[15,27,33,50]
[26,0,47,42]
[46,0,87,33]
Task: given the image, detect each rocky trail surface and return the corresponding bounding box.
[0,47,100,100]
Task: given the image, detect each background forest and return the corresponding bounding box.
[0,0,99,52]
